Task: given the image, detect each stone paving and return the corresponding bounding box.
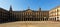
[0,21,60,27]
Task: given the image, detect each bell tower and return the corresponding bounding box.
[38,7,41,11]
[27,6,30,10]
[9,5,12,12]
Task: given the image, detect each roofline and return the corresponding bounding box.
[49,5,60,11]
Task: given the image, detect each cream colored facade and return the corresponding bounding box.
[49,6,60,21]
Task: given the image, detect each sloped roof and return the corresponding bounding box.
[0,8,9,12]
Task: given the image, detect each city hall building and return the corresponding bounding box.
[0,5,60,22]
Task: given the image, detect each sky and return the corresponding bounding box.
[0,0,60,11]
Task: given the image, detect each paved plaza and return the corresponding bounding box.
[0,21,60,27]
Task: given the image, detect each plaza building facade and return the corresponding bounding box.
[49,6,60,21]
[0,6,49,21]
[0,5,60,22]
[0,8,10,22]
[10,6,49,21]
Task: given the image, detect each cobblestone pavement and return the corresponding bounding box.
[0,21,60,27]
